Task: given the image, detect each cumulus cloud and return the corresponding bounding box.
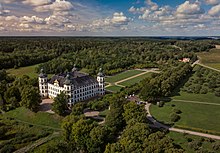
[205,0,220,5]
[176,1,204,15]
[145,0,158,11]
[34,0,73,12]
[208,4,220,16]
[22,0,52,6]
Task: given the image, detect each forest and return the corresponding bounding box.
[0,37,216,75]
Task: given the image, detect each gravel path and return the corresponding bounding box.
[172,99,220,106]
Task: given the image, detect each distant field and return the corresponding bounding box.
[7,64,40,78]
[118,72,152,87]
[105,70,143,83]
[168,131,220,153]
[105,85,122,92]
[4,107,63,129]
[198,48,220,70]
[150,100,220,133]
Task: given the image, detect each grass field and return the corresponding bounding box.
[118,72,152,87]
[105,70,143,83]
[150,100,220,133]
[7,64,53,78]
[198,48,220,70]
[105,85,122,92]
[172,91,220,104]
[4,107,63,129]
[7,64,40,78]
[0,116,53,152]
[168,132,220,153]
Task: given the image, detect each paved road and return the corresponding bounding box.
[172,99,220,106]
[145,103,220,140]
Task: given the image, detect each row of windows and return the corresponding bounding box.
[69,93,99,103]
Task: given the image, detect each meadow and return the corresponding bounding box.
[0,116,53,152]
[150,100,220,133]
[198,48,220,70]
[168,132,220,153]
[4,107,63,130]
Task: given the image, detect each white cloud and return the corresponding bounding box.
[21,16,45,24]
[176,1,204,15]
[22,0,52,6]
[205,0,220,5]
[208,4,220,16]
[145,0,158,11]
[34,0,73,12]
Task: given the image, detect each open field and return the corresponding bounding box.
[7,64,53,78]
[105,70,143,83]
[4,107,63,129]
[172,91,220,104]
[150,100,220,133]
[118,72,152,87]
[0,116,53,152]
[105,85,122,92]
[168,131,220,153]
[7,64,40,78]
[198,48,220,70]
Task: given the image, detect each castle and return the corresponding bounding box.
[39,66,105,107]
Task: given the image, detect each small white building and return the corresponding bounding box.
[39,66,105,107]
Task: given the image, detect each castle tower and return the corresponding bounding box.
[64,73,73,105]
[97,68,105,95]
[39,68,48,98]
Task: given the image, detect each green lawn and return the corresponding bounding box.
[172,91,220,104]
[118,72,152,87]
[168,131,220,153]
[105,70,143,83]
[150,100,220,133]
[4,107,63,130]
[105,85,122,92]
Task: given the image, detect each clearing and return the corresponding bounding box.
[197,48,220,70]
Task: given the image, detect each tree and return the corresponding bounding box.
[4,86,21,107]
[20,85,41,112]
[123,101,147,124]
[52,91,68,116]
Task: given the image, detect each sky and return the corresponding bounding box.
[0,0,220,36]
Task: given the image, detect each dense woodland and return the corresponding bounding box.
[0,37,216,75]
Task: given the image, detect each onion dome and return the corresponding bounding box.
[72,64,77,72]
[64,73,71,85]
[39,68,47,78]
[97,68,104,77]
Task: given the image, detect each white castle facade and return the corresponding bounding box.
[39,66,105,107]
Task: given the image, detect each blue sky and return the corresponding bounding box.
[0,0,220,36]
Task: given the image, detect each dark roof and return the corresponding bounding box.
[48,71,98,87]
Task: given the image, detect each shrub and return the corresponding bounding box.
[170,113,180,122]
[200,88,208,94]
[158,101,164,107]
[212,142,220,151]
[172,108,182,114]
[188,140,202,150]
